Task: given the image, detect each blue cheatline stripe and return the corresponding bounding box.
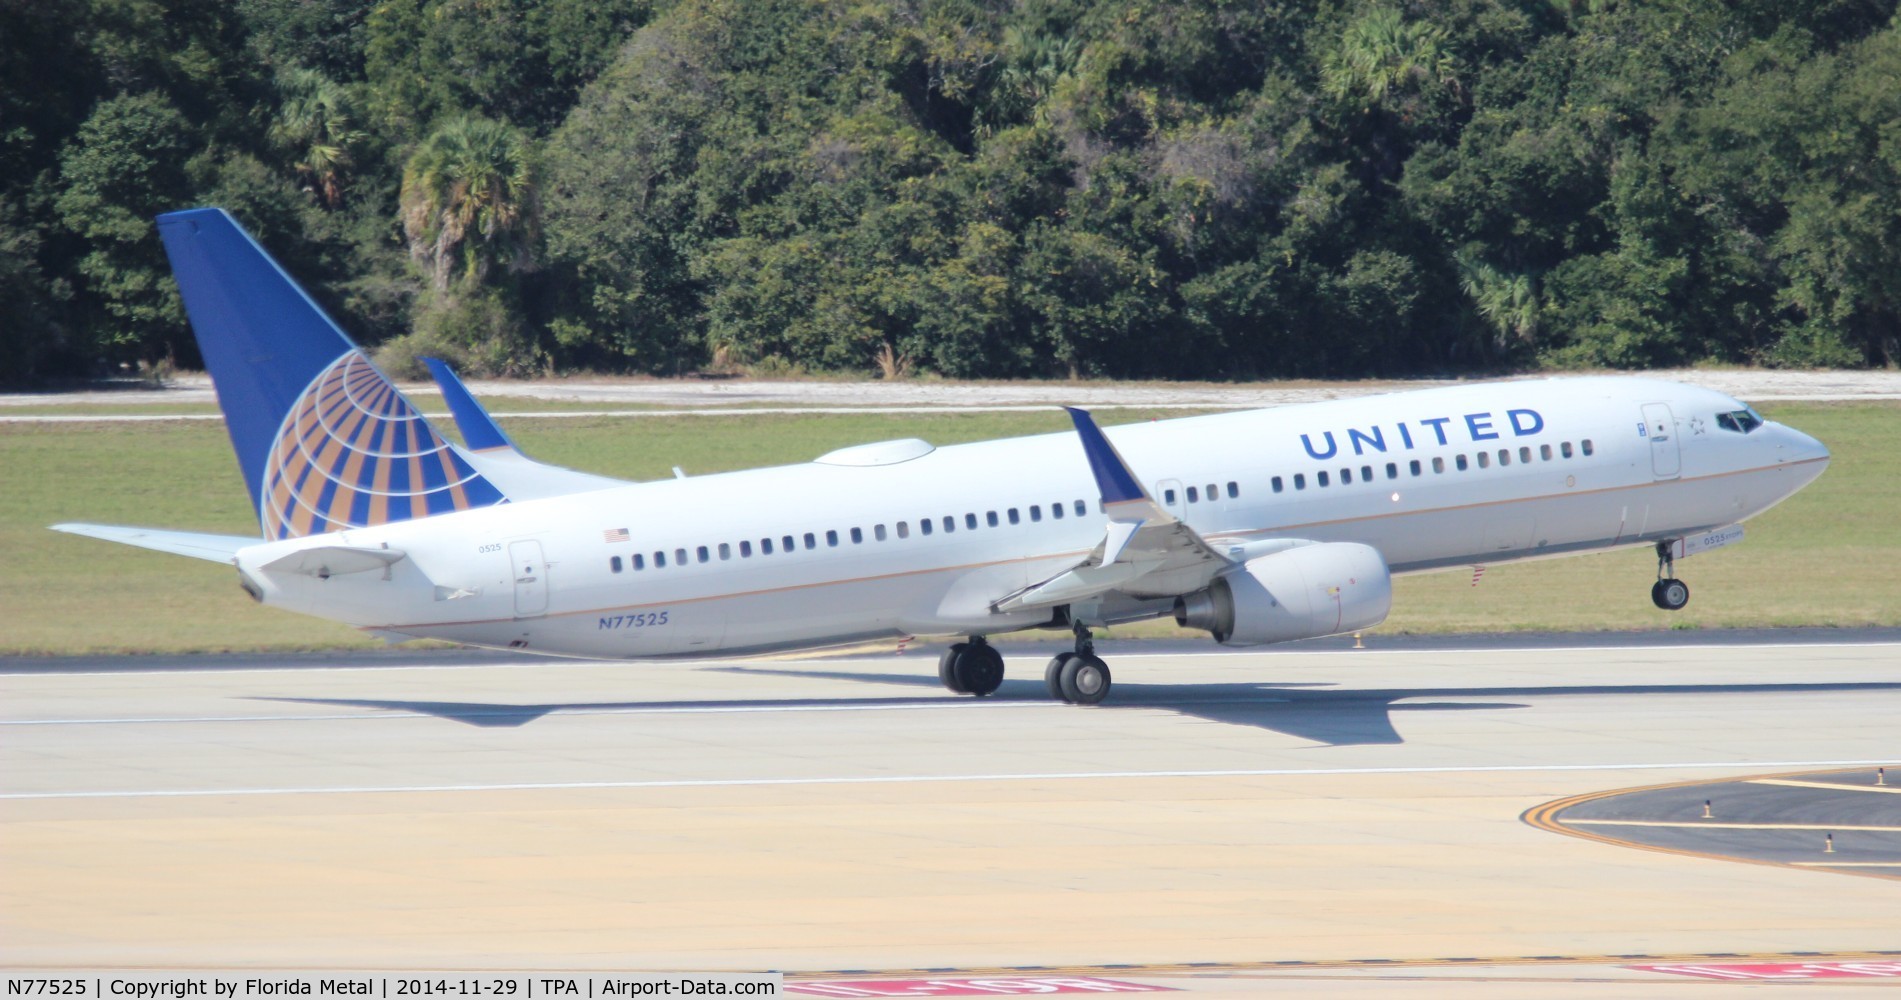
[1063,407,1147,504]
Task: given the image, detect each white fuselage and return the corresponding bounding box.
[232,377,1830,657]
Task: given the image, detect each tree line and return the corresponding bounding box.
[4,0,1897,384]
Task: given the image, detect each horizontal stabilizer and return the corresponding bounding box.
[52,523,253,564]
[259,545,407,579]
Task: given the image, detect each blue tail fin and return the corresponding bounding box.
[156,207,506,540]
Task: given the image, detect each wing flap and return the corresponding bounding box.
[52,523,253,564]
[992,410,1233,613]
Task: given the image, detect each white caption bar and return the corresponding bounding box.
[2,974,782,1000]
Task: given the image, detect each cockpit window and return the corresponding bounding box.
[1716,407,1764,434]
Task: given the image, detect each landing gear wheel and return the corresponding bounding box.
[1651,578,1690,611]
[951,639,1005,697]
[1651,541,1690,611]
[1045,653,1076,702]
[938,642,969,693]
[1059,654,1111,705]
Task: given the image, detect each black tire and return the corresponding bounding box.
[1059,653,1112,705]
[939,643,969,693]
[1653,578,1690,611]
[1045,653,1076,702]
[954,642,1005,697]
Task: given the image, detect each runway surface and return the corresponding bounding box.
[3,635,1898,987]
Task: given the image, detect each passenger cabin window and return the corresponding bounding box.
[1497,449,1510,466]
[986,511,999,527]
[1561,442,1574,459]
[1432,457,1445,473]
[875,524,887,541]
[1456,455,1469,472]
[1386,463,1398,480]
[1272,476,1284,493]
[1186,486,1198,503]
[1338,468,1351,484]
[1408,459,1421,476]
[1008,508,1020,525]
[675,547,688,566]
[850,527,863,544]
[803,532,816,550]
[761,538,774,555]
[718,542,731,560]
[610,556,623,573]
[1226,483,1238,499]
[1206,483,1217,500]
[738,542,751,558]
[920,519,933,536]
[897,522,910,539]
[654,551,667,568]
[825,530,839,546]
[1476,452,1490,469]
[1360,465,1373,482]
[967,513,979,530]
[1049,504,1062,520]
[1540,444,1552,461]
[1520,446,1532,464]
[1294,473,1306,490]
[1163,488,1177,504]
[944,515,956,532]
[1318,471,1330,487]
[782,535,795,552]
[633,553,645,570]
[696,545,709,563]
[1582,439,1594,456]
[1029,505,1042,522]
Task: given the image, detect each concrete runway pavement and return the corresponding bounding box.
[3,636,1898,980]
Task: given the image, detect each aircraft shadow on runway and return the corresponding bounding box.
[259,673,1901,746]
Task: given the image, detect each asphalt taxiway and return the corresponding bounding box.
[2,633,1897,985]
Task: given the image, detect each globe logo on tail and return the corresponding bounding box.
[259,351,504,539]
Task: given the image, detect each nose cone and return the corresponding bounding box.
[1772,422,1830,492]
[1781,424,1831,466]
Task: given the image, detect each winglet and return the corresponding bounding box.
[1064,407,1148,504]
[423,357,516,452]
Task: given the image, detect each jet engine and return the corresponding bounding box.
[1173,542,1392,646]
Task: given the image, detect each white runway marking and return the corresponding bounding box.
[5,758,1896,801]
[0,696,1160,727]
[1749,778,1901,794]
[10,640,1899,678]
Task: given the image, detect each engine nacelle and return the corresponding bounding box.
[1173,542,1392,646]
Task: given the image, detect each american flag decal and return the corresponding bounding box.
[603,527,630,543]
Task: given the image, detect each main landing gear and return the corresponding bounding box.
[939,636,1005,697]
[938,623,1115,705]
[1652,540,1691,611]
[1044,623,1112,705]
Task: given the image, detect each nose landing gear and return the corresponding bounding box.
[1652,541,1691,611]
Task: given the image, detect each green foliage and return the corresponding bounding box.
[7,0,1901,382]
[53,92,195,364]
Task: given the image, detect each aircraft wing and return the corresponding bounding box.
[52,523,254,564]
[992,409,1233,612]
[422,357,631,500]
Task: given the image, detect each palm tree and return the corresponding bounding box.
[1321,8,1457,109]
[1457,251,1540,350]
[270,68,364,208]
[399,116,538,291]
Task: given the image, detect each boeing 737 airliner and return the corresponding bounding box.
[54,209,1831,704]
